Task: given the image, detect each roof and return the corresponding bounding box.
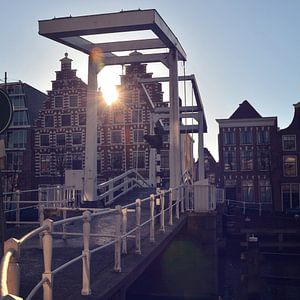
[229,100,262,119]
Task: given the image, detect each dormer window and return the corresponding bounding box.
[282,135,296,151]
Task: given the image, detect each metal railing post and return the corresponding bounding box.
[16,190,20,228]
[81,210,91,296]
[150,194,155,243]
[169,190,173,225]
[243,202,246,215]
[180,186,184,213]
[38,187,43,205]
[160,192,165,232]
[3,238,20,296]
[259,203,262,216]
[62,209,67,240]
[109,181,114,204]
[42,219,53,300]
[135,199,141,254]
[38,205,45,248]
[114,205,122,272]
[122,208,127,254]
[175,188,180,219]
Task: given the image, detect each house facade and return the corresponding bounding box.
[217,100,277,208]
[271,102,300,212]
[0,81,47,193]
[34,53,174,188]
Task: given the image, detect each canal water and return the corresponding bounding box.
[126,222,300,300]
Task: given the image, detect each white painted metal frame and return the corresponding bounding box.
[38,9,187,200]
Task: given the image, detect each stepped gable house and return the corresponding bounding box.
[34,52,172,188]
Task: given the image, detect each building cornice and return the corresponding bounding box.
[216,117,277,128]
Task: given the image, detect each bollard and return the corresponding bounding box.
[150,194,155,243]
[243,202,246,215]
[81,211,91,295]
[135,199,141,254]
[121,208,127,254]
[169,190,173,226]
[3,238,21,296]
[15,191,20,228]
[160,192,165,232]
[259,203,262,216]
[42,219,53,300]
[114,206,122,272]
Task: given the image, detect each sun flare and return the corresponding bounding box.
[102,84,119,105]
[99,67,120,106]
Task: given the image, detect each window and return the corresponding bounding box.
[111,152,122,169]
[240,150,253,171]
[11,95,25,108]
[69,95,78,107]
[240,131,252,145]
[283,155,297,177]
[6,152,23,170]
[223,132,235,145]
[56,134,65,146]
[45,116,54,127]
[97,131,101,144]
[62,115,71,127]
[40,134,49,146]
[161,150,169,169]
[97,153,101,174]
[111,130,122,143]
[56,154,65,175]
[258,150,270,170]
[79,114,86,126]
[72,133,82,145]
[6,130,27,148]
[257,130,269,145]
[54,96,63,108]
[241,180,254,202]
[132,110,143,123]
[133,151,145,169]
[41,155,51,175]
[12,111,28,126]
[224,151,236,171]
[113,111,124,124]
[259,180,272,203]
[72,153,82,170]
[282,135,296,151]
[281,184,300,211]
[133,129,144,143]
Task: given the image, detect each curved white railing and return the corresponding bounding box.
[0,184,189,300]
[97,169,150,206]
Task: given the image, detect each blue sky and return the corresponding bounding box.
[1,0,300,159]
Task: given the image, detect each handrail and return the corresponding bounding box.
[0,249,15,296]
[0,183,190,300]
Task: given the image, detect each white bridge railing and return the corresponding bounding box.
[0,185,191,300]
[3,186,79,227]
[97,169,150,206]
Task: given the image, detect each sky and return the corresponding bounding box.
[1,0,300,160]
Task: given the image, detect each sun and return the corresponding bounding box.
[98,67,120,105]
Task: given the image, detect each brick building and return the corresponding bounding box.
[0,81,47,192]
[217,100,277,206]
[34,53,176,188]
[271,102,300,212]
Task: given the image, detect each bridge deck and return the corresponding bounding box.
[8,199,186,299]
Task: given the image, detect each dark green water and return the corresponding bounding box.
[126,225,218,300]
[126,225,300,300]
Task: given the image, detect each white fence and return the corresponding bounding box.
[0,185,192,300]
